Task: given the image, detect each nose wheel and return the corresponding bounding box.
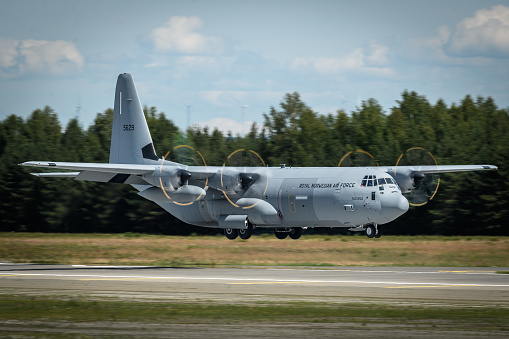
[365,224,382,238]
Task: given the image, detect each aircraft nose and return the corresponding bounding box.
[381,193,409,222]
[397,194,409,213]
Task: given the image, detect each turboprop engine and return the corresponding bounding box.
[391,168,424,194]
[139,167,206,203]
[217,169,253,194]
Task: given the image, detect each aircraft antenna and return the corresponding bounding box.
[75,93,82,123]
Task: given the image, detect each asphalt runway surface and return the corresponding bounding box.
[2,264,509,338]
[1,264,508,305]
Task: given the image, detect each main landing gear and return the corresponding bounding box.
[224,223,254,240]
[274,227,303,240]
[365,224,382,238]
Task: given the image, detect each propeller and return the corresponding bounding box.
[158,145,208,206]
[220,149,268,209]
[395,147,440,206]
[338,150,379,167]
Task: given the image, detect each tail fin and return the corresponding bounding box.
[109,73,158,164]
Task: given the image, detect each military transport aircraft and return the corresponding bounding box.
[20,74,498,240]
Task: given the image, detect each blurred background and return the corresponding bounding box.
[2,91,507,235]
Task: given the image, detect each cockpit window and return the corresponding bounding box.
[362,175,379,187]
[378,178,385,185]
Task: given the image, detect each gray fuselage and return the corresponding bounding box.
[156,166,409,230]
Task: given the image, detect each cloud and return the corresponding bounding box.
[149,16,224,54]
[0,37,83,78]
[448,5,509,57]
[290,42,395,78]
[194,117,258,135]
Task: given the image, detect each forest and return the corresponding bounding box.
[0,90,507,235]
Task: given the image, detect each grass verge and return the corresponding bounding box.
[1,232,508,267]
[0,294,508,328]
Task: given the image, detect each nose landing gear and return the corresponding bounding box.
[365,224,382,238]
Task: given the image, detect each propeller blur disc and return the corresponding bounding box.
[338,150,379,167]
[159,145,208,206]
[395,147,440,206]
[221,149,268,209]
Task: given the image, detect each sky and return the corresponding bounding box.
[1,0,508,135]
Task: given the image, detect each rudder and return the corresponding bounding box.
[109,73,158,164]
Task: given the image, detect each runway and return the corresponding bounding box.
[1,264,508,306]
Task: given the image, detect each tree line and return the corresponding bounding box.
[0,91,507,235]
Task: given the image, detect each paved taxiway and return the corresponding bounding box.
[1,264,508,306]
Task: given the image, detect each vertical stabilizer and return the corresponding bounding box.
[109,73,158,164]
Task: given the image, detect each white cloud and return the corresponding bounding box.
[194,117,258,135]
[149,16,224,54]
[290,43,395,78]
[0,38,18,68]
[448,5,509,57]
[365,41,390,65]
[0,37,83,78]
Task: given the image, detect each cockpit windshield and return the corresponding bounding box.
[361,175,397,187]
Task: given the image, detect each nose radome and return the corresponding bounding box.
[398,195,409,213]
[381,193,409,223]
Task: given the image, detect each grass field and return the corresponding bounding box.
[0,294,507,338]
[1,232,508,267]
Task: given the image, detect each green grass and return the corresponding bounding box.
[0,295,508,327]
[1,232,508,267]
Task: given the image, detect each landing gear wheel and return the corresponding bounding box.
[224,228,238,240]
[274,231,288,239]
[239,227,253,240]
[374,227,382,238]
[365,225,376,238]
[289,227,303,239]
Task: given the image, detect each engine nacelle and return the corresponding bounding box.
[142,167,191,192]
[212,169,253,194]
[392,168,424,194]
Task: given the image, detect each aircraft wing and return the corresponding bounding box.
[29,172,81,178]
[379,164,498,174]
[19,161,218,184]
[20,161,157,175]
[19,161,159,184]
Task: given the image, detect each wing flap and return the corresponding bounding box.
[75,171,149,184]
[30,172,80,178]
